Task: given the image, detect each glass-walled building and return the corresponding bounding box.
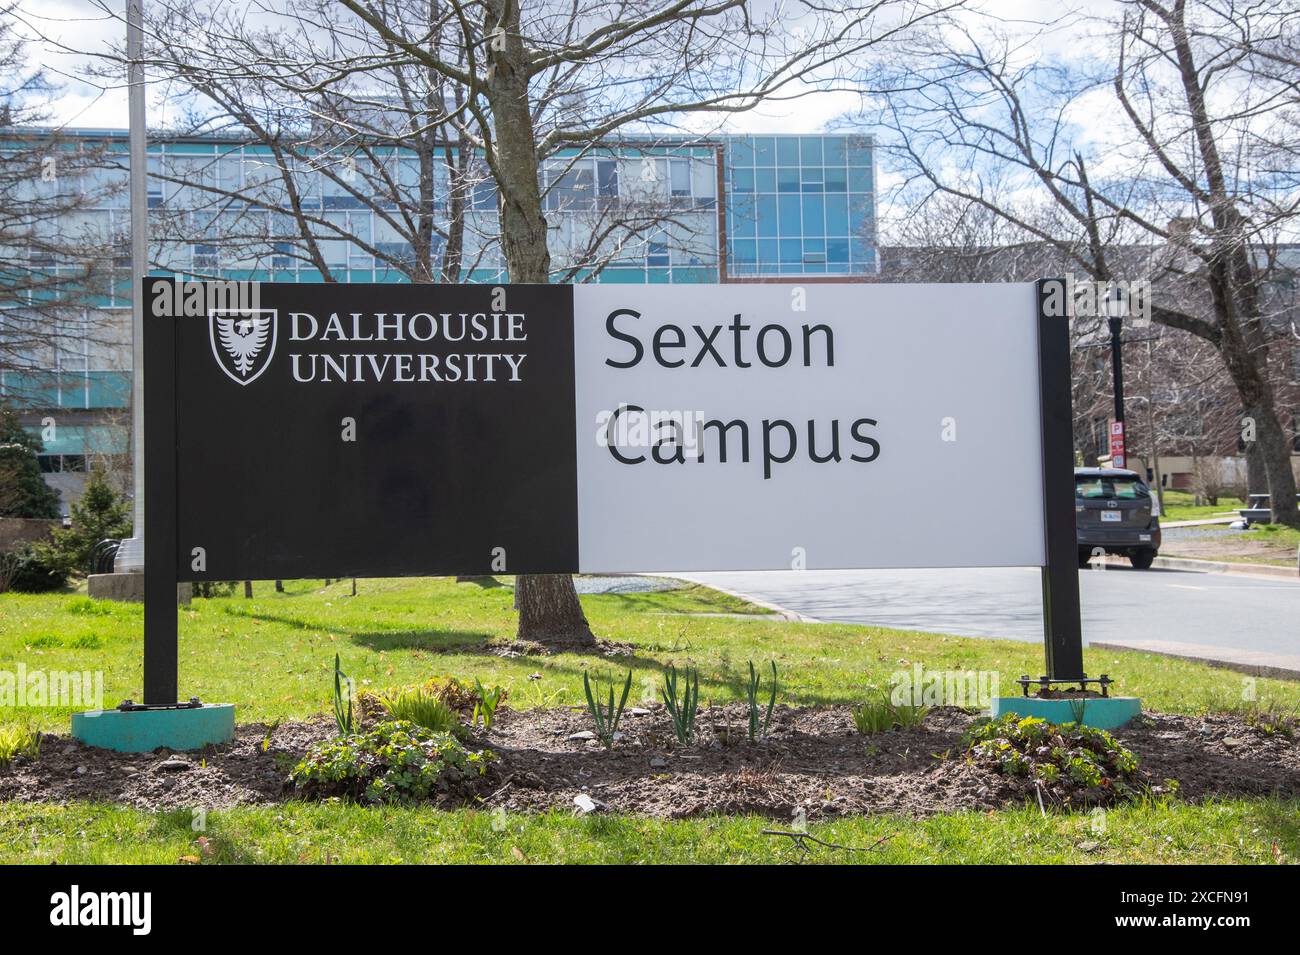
[0,129,876,503]
[725,134,876,277]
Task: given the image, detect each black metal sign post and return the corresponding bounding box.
[1035,278,1087,686]
[142,285,179,705]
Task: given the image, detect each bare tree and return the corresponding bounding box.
[864,0,1300,526]
[330,0,955,646]
[109,0,950,647]
[0,6,121,390]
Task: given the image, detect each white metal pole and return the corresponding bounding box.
[114,0,147,572]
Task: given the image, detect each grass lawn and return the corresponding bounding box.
[2,798,1295,864]
[2,576,1298,864]
[1158,489,1246,523]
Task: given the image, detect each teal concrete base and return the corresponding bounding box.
[990,696,1141,731]
[71,704,235,753]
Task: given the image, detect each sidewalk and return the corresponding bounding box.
[1160,516,1238,528]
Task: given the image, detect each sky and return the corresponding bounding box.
[10,0,1115,134]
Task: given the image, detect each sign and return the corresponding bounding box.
[1109,419,1126,469]
[573,283,1043,571]
[151,280,1046,579]
[141,277,1087,700]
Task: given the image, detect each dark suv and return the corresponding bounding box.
[1075,467,1161,569]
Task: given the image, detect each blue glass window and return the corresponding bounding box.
[802,196,824,235]
[828,239,850,264]
[776,137,799,166]
[753,137,776,165]
[730,139,754,166]
[780,239,802,264]
[823,137,847,165]
[777,165,799,192]
[732,168,754,193]
[849,165,872,193]
[731,196,757,237]
[850,202,869,237]
[825,194,849,235]
[778,194,801,235]
[757,195,779,236]
[825,166,848,192]
[800,137,823,165]
[756,168,776,192]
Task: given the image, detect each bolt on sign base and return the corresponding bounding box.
[989,697,1142,731]
[71,704,235,753]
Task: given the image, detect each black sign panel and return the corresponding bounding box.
[155,281,578,580]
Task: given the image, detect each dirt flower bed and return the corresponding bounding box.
[1,705,1297,818]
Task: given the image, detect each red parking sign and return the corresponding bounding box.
[1109,420,1126,469]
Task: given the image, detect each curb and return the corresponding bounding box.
[1148,555,1298,580]
[670,576,822,623]
[1091,641,1300,682]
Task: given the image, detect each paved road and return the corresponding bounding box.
[680,566,1300,670]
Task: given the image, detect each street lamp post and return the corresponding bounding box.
[1107,314,1127,474]
[113,0,147,573]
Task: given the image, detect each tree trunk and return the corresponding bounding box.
[275,579,284,593]
[1244,415,1267,494]
[481,0,595,648]
[1162,1,1299,528]
[515,574,595,647]
[243,580,253,598]
[1208,291,1299,526]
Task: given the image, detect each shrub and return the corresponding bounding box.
[48,467,131,575]
[290,720,491,804]
[191,581,237,598]
[1,541,70,593]
[0,403,61,519]
[963,714,1146,806]
[374,686,463,737]
[0,723,41,767]
[851,690,929,734]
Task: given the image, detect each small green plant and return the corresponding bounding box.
[376,686,463,737]
[260,718,282,753]
[290,720,490,804]
[472,679,507,730]
[963,714,1146,807]
[851,689,930,734]
[661,664,699,744]
[1243,702,1297,739]
[0,722,41,767]
[745,660,778,741]
[332,653,354,736]
[583,669,632,748]
[521,675,569,709]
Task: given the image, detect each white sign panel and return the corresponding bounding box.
[572,282,1045,572]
